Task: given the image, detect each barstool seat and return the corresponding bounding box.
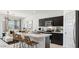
[24,36,39,48]
[14,34,25,48]
[6,40,19,44]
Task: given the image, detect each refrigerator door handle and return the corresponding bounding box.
[73,23,76,47]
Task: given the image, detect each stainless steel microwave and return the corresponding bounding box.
[45,21,52,26]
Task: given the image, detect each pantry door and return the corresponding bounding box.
[64,11,76,48]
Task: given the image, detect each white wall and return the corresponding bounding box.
[0,15,5,38]
[0,18,2,38]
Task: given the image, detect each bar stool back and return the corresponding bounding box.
[24,36,38,48]
[6,31,19,48]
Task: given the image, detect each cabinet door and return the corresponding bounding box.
[53,16,63,26]
[39,19,45,26]
[39,16,63,26]
[51,33,63,45]
[63,11,76,48]
[39,18,54,26]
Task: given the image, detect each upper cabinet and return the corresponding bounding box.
[39,16,63,26]
[39,18,45,26]
[53,16,63,26]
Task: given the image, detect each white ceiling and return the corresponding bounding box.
[0,10,63,18]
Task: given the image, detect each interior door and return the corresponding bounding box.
[64,11,76,48]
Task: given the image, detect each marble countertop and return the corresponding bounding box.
[16,32,52,38]
[25,33,52,37]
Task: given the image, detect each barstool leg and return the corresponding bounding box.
[19,42,21,48]
[23,43,25,48]
[22,42,24,48]
[14,44,15,48]
[28,45,29,48]
[31,46,34,48]
[23,43,27,48]
[36,44,37,48]
[14,43,17,48]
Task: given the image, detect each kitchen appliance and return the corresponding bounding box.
[64,10,79,48]
[45,21,52,26]
[38,28,41,31]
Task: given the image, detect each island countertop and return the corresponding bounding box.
[16,32,52,38]
[15,32,52,48]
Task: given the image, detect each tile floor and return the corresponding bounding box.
[50,43,63,48]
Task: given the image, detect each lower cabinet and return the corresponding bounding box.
[51,33,63,45]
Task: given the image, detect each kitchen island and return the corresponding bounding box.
[16,32,52,48]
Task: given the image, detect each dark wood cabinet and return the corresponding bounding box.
[39,16,63,26]
[39,19,45,26]
[53,16,63,26]
[51,33,63,45]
